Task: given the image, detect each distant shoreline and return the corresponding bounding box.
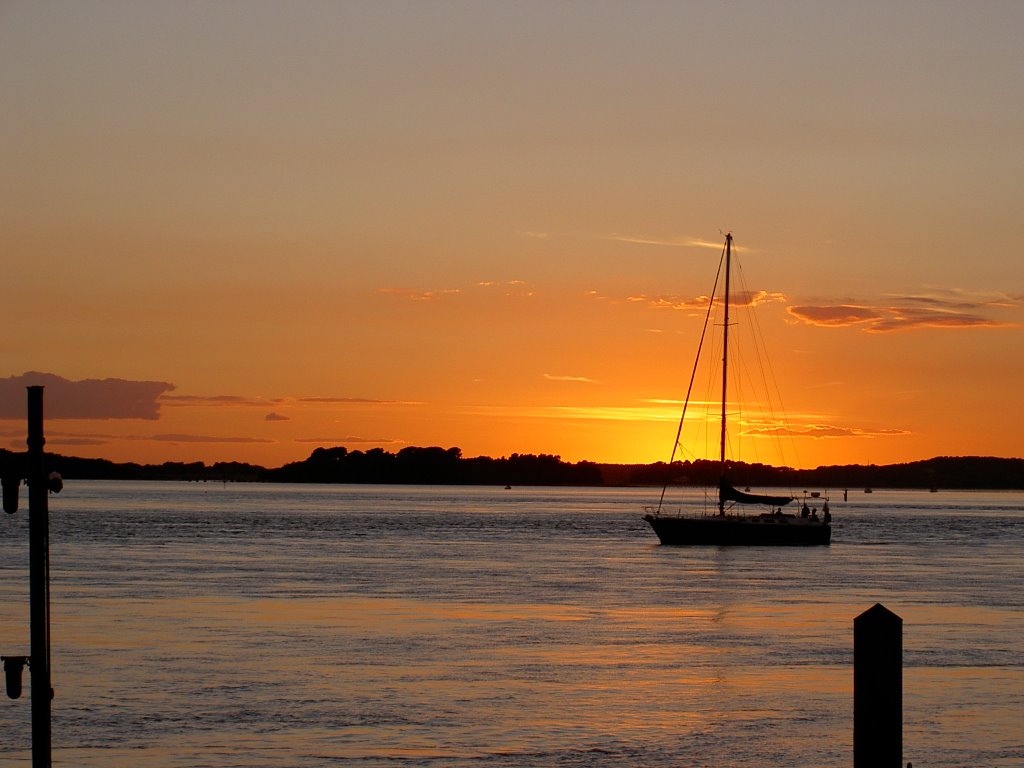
[3,447,1022,490]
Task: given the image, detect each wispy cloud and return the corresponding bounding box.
[452,402,679,423]
[5,429,278,450]
[169,394,415,407]
[478,280,527,287]
[788,290,1020,332]
[894,289,1021,310]
[150,434,275,444]
[628,293,712,311]
[541,404,679,422]
[293,436,406,445]
[378,287,461,301]
[786,304,884,327]
[607,234,737,250]
[543,373,598,384]
[630,290,785,312]
[742,423,911,439]
[478,279,534,297]
[381,281,535,302]
[869,308,1004,332]
[161,394,279,407]
[29,435,110,448]
[297,396,398,404]
[446,403,912,449]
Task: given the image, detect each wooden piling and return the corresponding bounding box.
[854,603,902,768]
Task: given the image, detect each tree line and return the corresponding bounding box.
[1,447,1022,489]
[263,446,603,485]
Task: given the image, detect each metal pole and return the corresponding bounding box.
[718,233,731,515]
[27,386,51,768]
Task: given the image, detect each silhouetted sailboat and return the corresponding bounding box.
[643,233,831,546]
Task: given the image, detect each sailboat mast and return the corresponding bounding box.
[718,233,732,515]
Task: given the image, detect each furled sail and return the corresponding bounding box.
[719,477,794,507]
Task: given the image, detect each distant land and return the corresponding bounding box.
[2,446,1023,490]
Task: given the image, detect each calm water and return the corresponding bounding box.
[1,481,1022,767]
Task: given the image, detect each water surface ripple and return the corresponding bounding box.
[1,482,1021,766]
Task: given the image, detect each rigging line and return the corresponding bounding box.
[656,239,727,513]
[733,256,801,485]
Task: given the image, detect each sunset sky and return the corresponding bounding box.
[2,1,1022,470]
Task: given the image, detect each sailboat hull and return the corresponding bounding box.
[643,513,831,546]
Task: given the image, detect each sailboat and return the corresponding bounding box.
[643,233,832,546]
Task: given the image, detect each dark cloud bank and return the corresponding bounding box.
[0,372,174,420]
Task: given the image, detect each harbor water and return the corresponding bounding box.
[1,481,1022,766]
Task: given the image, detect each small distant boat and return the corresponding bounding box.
[643,234,831,546]
[864,487,873,494]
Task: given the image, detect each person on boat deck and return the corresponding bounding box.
[801,502,810,518]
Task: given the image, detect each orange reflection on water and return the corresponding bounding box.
[35,587,1016,767]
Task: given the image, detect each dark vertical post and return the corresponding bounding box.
[27,386,51,768]
[854,603,902,768]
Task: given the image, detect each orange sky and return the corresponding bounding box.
[2,2,1022,470]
